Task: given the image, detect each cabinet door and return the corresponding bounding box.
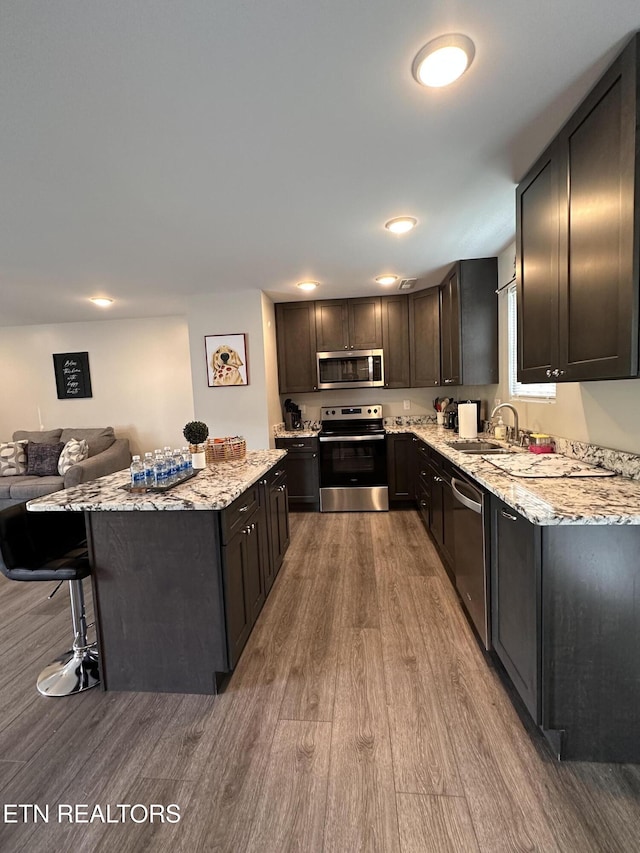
[244,519,266,628]
[409,289,440,387]
[315,300,349,351]
[275,446,319,506]
[222,530,252,669]
[275,302,318,393]
[558,40,638,381]
[440,269,461,386]
[381,295,410,388]
[348,296,383,349]
[490,498,541,723]
[428,464,444,549]
[516,149,560,382]
[268,478,290,584]
[386,434,414,501]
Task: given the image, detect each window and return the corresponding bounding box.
[507,283,556,401]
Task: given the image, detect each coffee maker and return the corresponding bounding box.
[283,399,302,431]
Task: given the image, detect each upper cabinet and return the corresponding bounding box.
[517,33,639,383]
[439,258,499,387]
[315,297,383,351]
[381,294,411,388]
[409,288,440,387]
[275,302,318,393]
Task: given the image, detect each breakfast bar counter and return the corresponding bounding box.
[27,451,290,695]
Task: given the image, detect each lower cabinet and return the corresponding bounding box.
[262,464,290,593]
[221,464,290,669]
[490,494,640,763]
[275,436,319,509]
[427,450,455,572]
[387,434,415,501]
[491,497,541,723]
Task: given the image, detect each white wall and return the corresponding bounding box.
[0,316,194,455]
[283,387,437,423]
[261,293,281,447]
[186,290,273,449]
[494,241,640,454]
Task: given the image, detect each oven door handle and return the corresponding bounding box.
[451,477,483,514]
[319,434,386,443]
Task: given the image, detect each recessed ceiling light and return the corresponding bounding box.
[412,34,475,88]
[375,275,399,285]
[297,281,319,291]
[90,297,114,307]
[384,217,417,234]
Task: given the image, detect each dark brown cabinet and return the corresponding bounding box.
[381,295,411,388]
[490,498,541,723]
[490,494,640,762]
[274,436,319,509]
[386,434,415,501]
[426,449,455,573]
[408,288,440,387]
[275,302,318,393]
[221,488,270,668]
[262,465,290,592]
[517,33,640,382]
[439,259,498,387]
[315,297,383,351]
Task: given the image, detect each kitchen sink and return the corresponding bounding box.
[446,440,514,455]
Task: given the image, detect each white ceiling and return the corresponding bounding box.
[1,1,639,326]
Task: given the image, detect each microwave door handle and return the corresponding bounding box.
[368,355,373,382]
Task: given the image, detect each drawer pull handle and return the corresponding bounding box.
[433,475,443,483]
[275,469,285,475]
[291,444,306,448]
[420,500,427,507]
[238,505,249,513]
[501,509,517,521]
[420,470,427,477]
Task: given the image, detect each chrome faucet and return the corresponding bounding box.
[490,402,519,445]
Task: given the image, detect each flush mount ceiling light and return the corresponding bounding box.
[375,274,399,285]
[384,216,417,234]
[90,297,114,307]
[296,281,319,291]
[412,33,475,88]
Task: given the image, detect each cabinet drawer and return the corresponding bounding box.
[275,436,318,452]
[220,484,260,545]
[263,462,287,489]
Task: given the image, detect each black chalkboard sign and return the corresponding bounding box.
[53,352,93,399]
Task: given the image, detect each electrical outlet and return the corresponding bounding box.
[403,399,411,411]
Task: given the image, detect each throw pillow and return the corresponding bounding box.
[26,442,65,477]
[0,441,28,476]
[58,438,89,475]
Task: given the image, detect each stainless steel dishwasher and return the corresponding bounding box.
[450,467,490,649]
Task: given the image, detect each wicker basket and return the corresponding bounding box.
[205,437,246,464]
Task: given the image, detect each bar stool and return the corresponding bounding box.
[0,503,100,696]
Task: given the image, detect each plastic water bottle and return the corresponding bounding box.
[143,452,155,486]
[154,449,168,486]
[130,455,145,489]
[182,446,193,473]
[174,448,186,476]
[167,449,179,482]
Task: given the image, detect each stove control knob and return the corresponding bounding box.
[331,409,335,415]
[367,408,371,413]
[373,408,378,413]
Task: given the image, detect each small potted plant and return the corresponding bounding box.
[183,420,209,469]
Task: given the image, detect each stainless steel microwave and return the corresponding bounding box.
[316,349,384,390]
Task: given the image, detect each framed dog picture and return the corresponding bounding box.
[205,333,249,387]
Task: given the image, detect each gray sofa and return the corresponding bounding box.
[0,427,131,510]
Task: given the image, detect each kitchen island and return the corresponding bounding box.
[28,450,290,694]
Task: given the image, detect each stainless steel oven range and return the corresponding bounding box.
[319,404,388,512]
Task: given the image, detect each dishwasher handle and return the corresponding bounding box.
[451,477,483,514]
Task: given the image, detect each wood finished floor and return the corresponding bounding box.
[1,509,639,852]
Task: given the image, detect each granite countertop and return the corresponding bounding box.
[27,450,287,512]
[387,425,640,526]
[273,429,320,439]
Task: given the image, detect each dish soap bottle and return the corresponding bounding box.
[494,416,507,441]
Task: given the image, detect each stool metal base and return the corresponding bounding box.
[36,646,100,697]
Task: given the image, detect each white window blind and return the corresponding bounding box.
[507,284,556,401]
